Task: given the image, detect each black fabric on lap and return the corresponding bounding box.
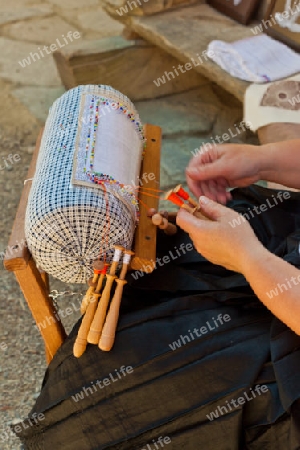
[15,186,300,449]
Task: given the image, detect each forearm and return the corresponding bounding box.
[259,139,300,189]
[240,243,300,335]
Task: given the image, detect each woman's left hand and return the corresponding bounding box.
[176,196,262,273]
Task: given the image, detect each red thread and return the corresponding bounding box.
[175,186,189,201]
[166,192,184,207]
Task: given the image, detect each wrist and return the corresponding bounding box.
[238,240,271,278]
[257,143,279,181]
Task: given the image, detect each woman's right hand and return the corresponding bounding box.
[186,144,263,204]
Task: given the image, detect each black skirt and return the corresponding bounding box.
[15,186,300,449]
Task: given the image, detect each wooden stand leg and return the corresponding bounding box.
[14,259,66,364]
[40,270,49,296]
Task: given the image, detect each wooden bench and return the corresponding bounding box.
[54,3,253,102]
[104,2,254,102]
[4,124,161,363]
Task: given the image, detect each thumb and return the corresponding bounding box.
[186,160,225,181]
[198,196,228,221]
[176,208,204,235]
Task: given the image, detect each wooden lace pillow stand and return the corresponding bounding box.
[4,124,161,364]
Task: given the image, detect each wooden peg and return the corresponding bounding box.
[151,213,177,235]
[147,208,157,217]
[99,250,134,352]
[158,217,177,235]
[151,213,164,226]
[87,246,124,345]
[159,210,169,219]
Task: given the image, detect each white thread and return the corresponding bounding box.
[113,248,123,262]
[123,252,132,265]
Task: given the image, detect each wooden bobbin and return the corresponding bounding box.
[99,250,134,352]
[73,294,100,358]
[87,246,124,345]
[80,260,104,314]
[74,261,108,357]
[165,189,208,220]
[174,184,198,207]
[181,203,209,220]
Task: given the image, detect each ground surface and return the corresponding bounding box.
[0,2,258,448]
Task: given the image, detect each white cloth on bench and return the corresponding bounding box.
[207,35,300,83]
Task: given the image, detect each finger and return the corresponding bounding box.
[186,159,227,182]
[197,180,219,202]
[214,182,228,205]
[186,175,204,199]
[226,191,233,202]
[208,180,220,202]
[217,178,232,202]
[188,145,218,169]
[198,196,230,221]
[200,181,216,201]
[214,178,232,204]
[176,208,213,235]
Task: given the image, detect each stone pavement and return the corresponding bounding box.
[0,1,258,448]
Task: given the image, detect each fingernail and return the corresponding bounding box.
[199,196,209,205]
[186,167,198,175]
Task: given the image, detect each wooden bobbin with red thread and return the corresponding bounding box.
[173,184,198,207]
[164,189,208,220]
[99,249,134,352]
[74,260,106,358]
[87,246,124,345]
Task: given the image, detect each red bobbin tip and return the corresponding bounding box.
[174,184,189,201]
[165,190,184,207]
[101,265,108,275]
[93,260,104,274]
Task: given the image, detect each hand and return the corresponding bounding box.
[176,196,262,273]
[186,144,262,204]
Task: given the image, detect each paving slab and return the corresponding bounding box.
[3,16,80,45]
[45,0,99,8]
[66,6,124,37]
[160,135,206,189]
[136,86,218,137]
[0,3,53,26]
[0,37,62,86]
[11,86,66,122]
[0,79,40,144]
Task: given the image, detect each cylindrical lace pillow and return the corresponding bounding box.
[25,85,144,284]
